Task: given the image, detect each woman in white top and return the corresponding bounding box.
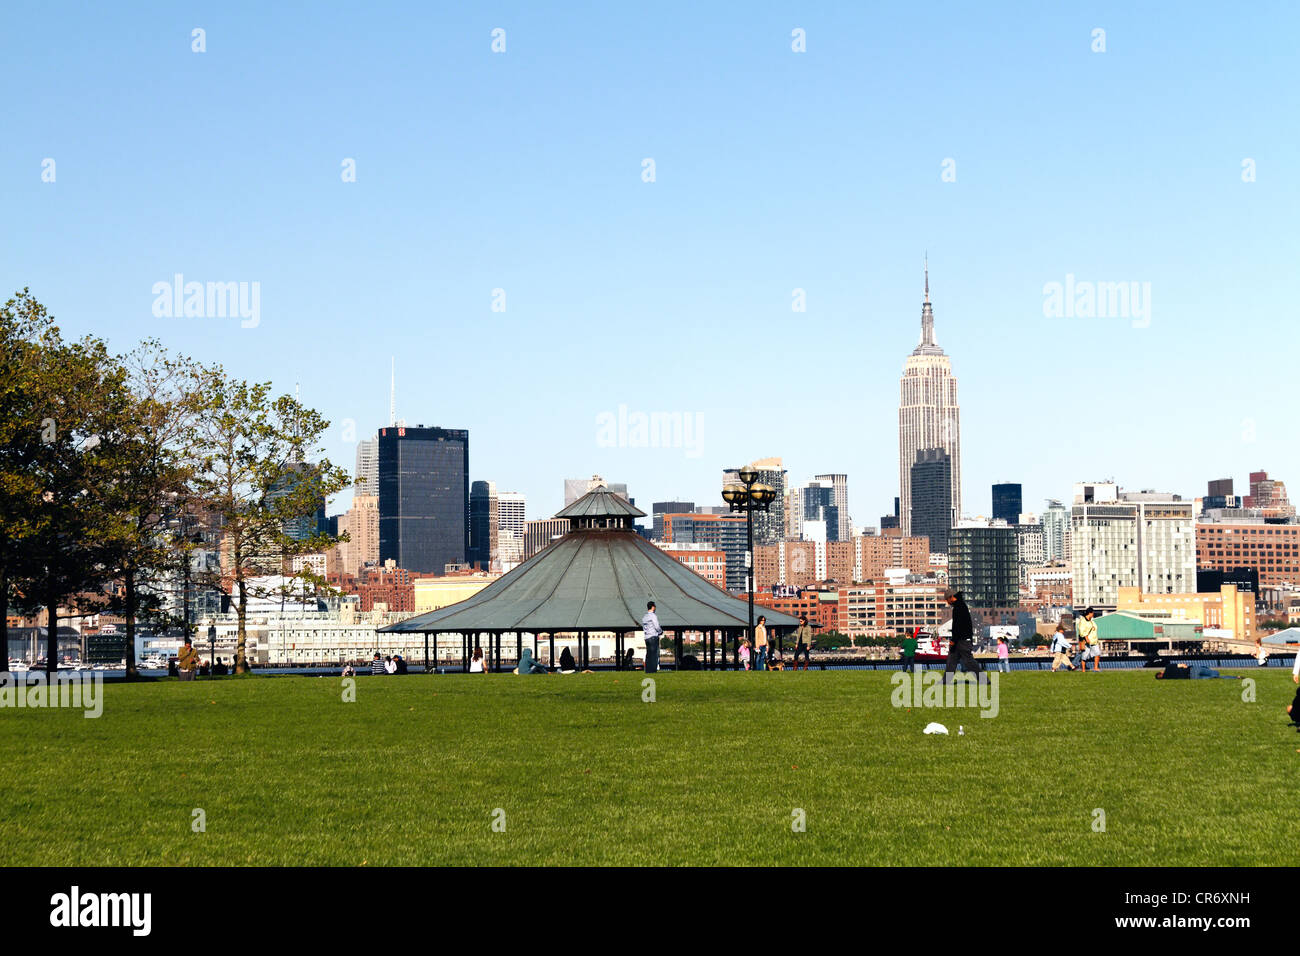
[470,647,486,673]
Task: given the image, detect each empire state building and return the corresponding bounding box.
[898,262,961,541]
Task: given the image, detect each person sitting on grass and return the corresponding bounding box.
[516,647,548,675]
[559,647,578,674]
[470,647,486,673]
[1155,662,1241,680]
[622,647,637,670]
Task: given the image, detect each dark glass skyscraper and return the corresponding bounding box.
[468,480,498,570]
[652,501,694,541]
[949,523,1019,608]
[910,449,953,554]
[802,482,841,543]
[378,425,469,574]
[992,482,1022,525]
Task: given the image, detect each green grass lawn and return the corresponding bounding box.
[2,668,1294,866]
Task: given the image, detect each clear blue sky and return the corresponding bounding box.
[3,1,1297,523]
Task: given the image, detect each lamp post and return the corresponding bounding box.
[723,468,776,669]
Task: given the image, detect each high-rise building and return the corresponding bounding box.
[564,476,629,508]
[1042,499,1069,563]
[468,480,499,571]
[801,479,841,543]
[813,473,851,542]
[1015,517,1045,589]
[1070,484,1195,610]
[880,497,900,531]
[1196,523,1300,588]
[722,458,786,547]
[909,449,952,555]
[1245,470,1295,518]
[336,494,379,576]
[498,492,525,567]
[269,462,326,543]
[523,518,568,560]
[652,501,694,541]
[898,262,961,536]
[661,512,748,592]
[377,425,469,574]
[655,542,727,588]
[354,437,378,496]
[948,521,1019,609]
[992,482,1022,525]
[785,488,804,541]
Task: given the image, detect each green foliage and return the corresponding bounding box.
[189,370,351,672]
[0,290,350,675]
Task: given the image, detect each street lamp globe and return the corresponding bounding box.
[750,483,776,505]
[737,467,759,486]
[722,484,745,505]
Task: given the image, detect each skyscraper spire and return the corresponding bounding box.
[389,357,396,427]
[916,256,939,353]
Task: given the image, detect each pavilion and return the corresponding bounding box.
[379,487,800,671]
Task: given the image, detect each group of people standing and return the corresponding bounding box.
[642,601,818,673]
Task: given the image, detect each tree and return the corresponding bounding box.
[98,341,209,677]
[2,293,131,674]
[0,290,59,673]
[191,372,350,673]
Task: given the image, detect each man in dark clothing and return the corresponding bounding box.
[942,587,985,684]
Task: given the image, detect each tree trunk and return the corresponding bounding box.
[124,567,138,680]
[235,578,248,674]
[46,585,59,677]
[0,563,9,675]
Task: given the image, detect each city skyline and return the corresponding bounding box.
[4,4,1295,523]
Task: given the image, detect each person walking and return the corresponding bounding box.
[753,616,769,671]
[177,637,199,682]
[1077,607,1101,672]
[791,615,814,671]
[1049,623,1076,672]
[996,636,1010,673]
[942,588,984,683]
[642,601,664,674]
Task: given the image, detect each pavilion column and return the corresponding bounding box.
[423,633,429,672]
[516,631,522,667]
[431,632,439,671]
[549,633,555,667]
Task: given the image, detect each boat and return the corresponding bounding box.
[912,627,950,662]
